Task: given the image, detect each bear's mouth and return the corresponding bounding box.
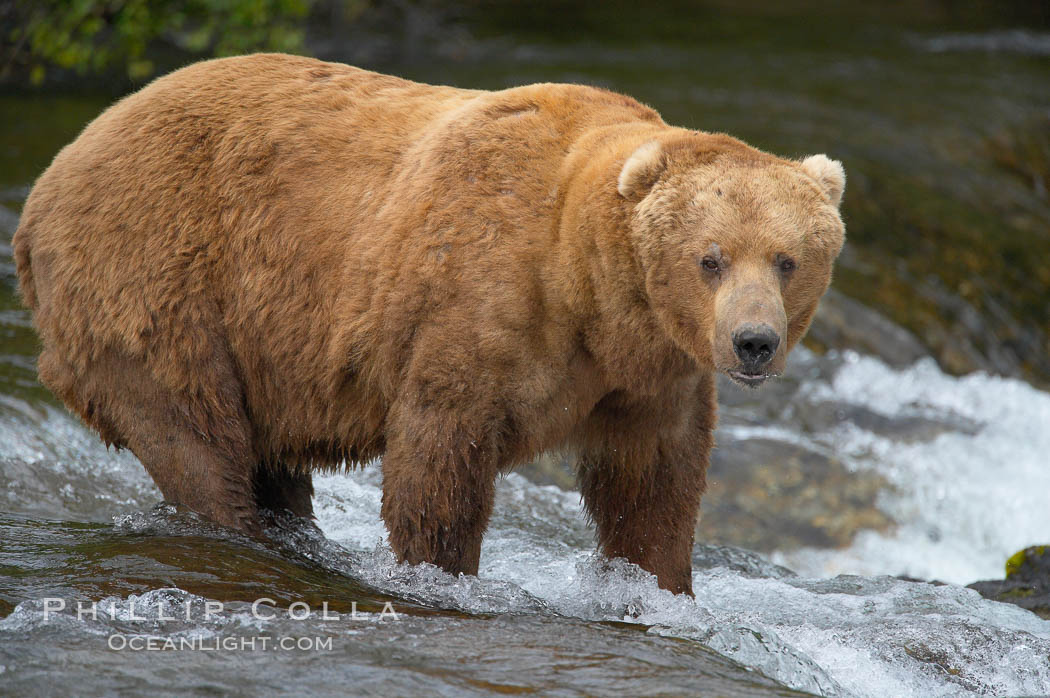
[727,369,771,388]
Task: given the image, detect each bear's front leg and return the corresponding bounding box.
[576,386,714,595]
[380,399,501,576]
[577,452,705,595]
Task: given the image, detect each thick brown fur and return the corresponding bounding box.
[13,54,845,595]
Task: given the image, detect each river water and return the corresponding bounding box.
[3,19,1050,698]
[2,346,1050,696]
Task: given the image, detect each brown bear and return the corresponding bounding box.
[13,54,844,595]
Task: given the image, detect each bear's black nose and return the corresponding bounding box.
[733,324,780,370]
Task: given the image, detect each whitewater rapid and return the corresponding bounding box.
[3,349,1050,697]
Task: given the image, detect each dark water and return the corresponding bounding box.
[0,513,810,697]
[3,19,1050,698]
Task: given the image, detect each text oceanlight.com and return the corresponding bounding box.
[108,635,335,651]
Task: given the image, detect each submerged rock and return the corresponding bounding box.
[691,543,797,580]
[698,437,894,553]
[792,399,979,443]
[515,434,895,556]
[968,545,1050,620]
[515,452,576,491]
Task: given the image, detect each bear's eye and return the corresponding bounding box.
[700,257,720,273]
[779,257,796,274]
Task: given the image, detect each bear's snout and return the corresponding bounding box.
[732,323,780,371]
[728,321,780,387]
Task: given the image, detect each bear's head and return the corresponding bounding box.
[618,133,845,387]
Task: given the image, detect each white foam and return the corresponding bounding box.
[311,469,1050,698]
[777,353,1050,584]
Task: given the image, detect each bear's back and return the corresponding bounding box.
[13,53,669,463]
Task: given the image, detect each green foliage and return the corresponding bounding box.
[9,0,315,84]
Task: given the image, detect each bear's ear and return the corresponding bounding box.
[800,154,846,208]
[618,140,667,199]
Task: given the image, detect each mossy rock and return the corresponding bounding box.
[1005,545,1050,581]
[968,545,1050,621]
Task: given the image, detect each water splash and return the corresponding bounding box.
[776,353,1050,584]
[310,469,1050,698]
[3,351,1050,696]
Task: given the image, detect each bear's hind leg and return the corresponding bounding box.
[59,349,263,534]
